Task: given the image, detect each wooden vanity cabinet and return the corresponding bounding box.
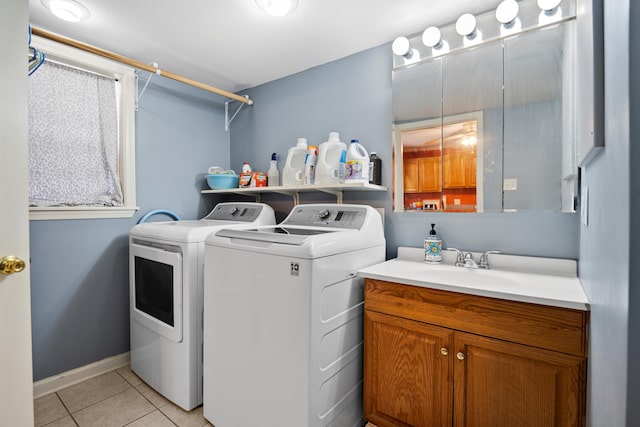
[363,279,588,427]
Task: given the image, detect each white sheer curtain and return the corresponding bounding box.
[28,60,123,207]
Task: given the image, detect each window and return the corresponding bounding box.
[28,36,136,220]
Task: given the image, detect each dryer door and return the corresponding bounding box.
[130,242,183,343]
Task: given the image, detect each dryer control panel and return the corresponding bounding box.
[282,205,368,229]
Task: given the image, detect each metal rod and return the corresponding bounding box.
[31,26,253,105]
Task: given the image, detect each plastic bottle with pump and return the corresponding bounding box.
[282,138,308,186]
[268,153,279,186]
[315,132,348,185]
[369,152,382,185]
[345,139,370,183]
[303,145,318,185]
[424,223,442,263]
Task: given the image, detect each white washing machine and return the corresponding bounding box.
[203,204,385,427]
[129,202,275,410]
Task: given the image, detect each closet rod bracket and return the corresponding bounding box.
[225,95,252,131]
[135,63,161,111]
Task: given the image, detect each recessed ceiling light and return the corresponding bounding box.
[255,0,298,17]
[41,0,91,22]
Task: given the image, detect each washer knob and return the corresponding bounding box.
[318,209,331,220]
[230,207,239,215]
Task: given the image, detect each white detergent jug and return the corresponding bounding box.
[346,139,370,183]
[315,132,347,185]
[282,138,308,186]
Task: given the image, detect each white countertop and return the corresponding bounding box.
[358,247,589,311]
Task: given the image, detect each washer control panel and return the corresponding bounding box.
[282,205,368,229]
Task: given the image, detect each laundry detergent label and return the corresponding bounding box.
[346,159,366,180]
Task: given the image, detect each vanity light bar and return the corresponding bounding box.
[392,0,575,69]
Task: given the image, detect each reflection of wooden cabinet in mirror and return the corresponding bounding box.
[443,148,476,189]
[404,157,441,193]
[403,158,418,193]
[419,157,442,192]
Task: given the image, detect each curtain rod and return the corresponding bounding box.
[31,26,253,106]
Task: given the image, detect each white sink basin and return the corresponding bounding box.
[404,263,520,290]
[357,247,589,311]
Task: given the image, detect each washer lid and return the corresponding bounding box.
[214,226,340,246]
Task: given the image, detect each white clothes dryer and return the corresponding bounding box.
[129,202,275,410]
[203,204,385,427]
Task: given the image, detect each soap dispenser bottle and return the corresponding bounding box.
[424,223,442,263]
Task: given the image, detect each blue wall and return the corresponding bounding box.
[30,78,229,381]
[229,44,579,259]
[578,1,640,425]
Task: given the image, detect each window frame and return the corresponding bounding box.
[29,35,137,220]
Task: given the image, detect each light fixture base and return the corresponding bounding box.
[41,0,90,22]
[255,0,298,17]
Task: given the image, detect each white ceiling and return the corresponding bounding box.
[28,0,498,95]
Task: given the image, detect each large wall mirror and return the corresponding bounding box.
[392,0,577,213]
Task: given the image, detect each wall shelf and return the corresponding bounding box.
[201,182,387,204]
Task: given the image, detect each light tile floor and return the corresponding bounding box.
[34,365,212,427]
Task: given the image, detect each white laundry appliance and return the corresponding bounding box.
[129,202,275,410]
[202,204,386,427]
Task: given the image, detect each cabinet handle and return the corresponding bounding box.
[440,347,449,356]
[456,352,465,360]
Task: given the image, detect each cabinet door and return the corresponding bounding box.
[364,310,453,427]
[443,151,465,188]
[453,332,586,427]
[403,158,419,193]
[464,150,476,187]
[444,149,477,188]
[418,157,441,192]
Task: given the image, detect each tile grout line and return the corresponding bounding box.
[52,392,79,427]
[113,369,178,427]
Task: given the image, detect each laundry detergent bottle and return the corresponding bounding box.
[345,139,370,183]
[282,138,308,186]
[303,145,318,185]
[315,132,347,185]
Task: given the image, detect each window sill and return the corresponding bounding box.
[29,206,139,221]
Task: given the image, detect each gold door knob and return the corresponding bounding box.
[440,347,449,356]
[0,255,26,275]
[456,352,465,360]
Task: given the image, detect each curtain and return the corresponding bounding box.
[28,60,123,207]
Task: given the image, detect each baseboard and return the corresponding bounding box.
[33,352,130,399]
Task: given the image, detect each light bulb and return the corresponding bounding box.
[496,0,519,25]
[422,27,442,48]
[392,37,420,64]
[392,37,411,57]
[456,13,477,37]
[538,0,562,12]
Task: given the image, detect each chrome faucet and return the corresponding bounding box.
[479,250,501,269]
[447,248,478,268]
[463,252,478,269]
[447,248,466,267]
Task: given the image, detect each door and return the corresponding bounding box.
[453,332,586,427]
[0,1,35,425]
[364,310,453,427]
[130,242,183,342]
